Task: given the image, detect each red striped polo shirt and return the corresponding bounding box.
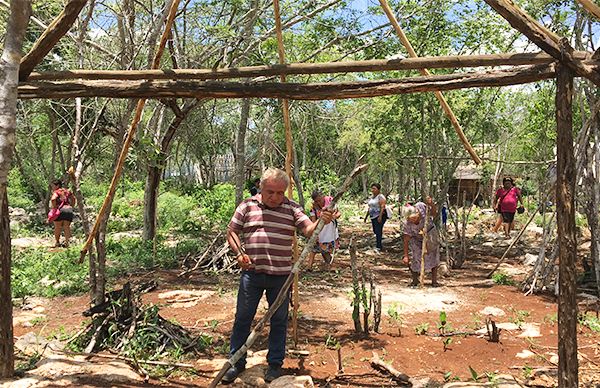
[228,195,312,275]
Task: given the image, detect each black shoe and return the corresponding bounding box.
[222,364,245,384]
[265,364,282,382]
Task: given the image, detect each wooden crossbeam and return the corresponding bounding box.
[576,0,600,20]
[483,0,600,86]
[26,51,590,81]
[19,0,87,81]
[18,65,555,100]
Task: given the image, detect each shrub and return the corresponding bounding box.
[7,169,36,210]
[12,247,88,298]
[194,184,236,228]
[492,272,515,286]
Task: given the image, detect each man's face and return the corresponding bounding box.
[503,180,512,189]
[314,196,325,208]
[261,179,288,208]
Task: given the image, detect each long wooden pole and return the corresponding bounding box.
[555,64,579,387]
[272,0,301,348]
[483,0,600,87]
[208,163,368,388]
[79,0,181,261]
[19,64,557,100]
[19,0,87,81]
[576,0,600,20]
[378,0,482,165]
[25,51,590,81]
[486,206,540,278]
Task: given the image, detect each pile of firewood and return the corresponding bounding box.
[178,233,237,277]
[70,281,200,365]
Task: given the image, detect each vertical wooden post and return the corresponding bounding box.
[272,0,300,347]
[555,63,579,387]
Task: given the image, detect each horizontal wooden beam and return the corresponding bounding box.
[18,64,556,100]
[25,52,589,81]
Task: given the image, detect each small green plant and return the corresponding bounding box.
[29,316,47,326]
[196,333,214,351]
[207,319,220,331]
[578,314,600,333]
[443,337,453,352]
[444,371,453,382]
[387,303,403,336]
[522,365,533,379]
[471,312,483,329]
[485,371,498,383]
[492,272,515,286]
[543,313,558,326]
[15,352,42,375]
[438,311,453,334]
[468,366,480,382]
[325,334,340,349]
[414,322,429,335]
[509,308,530,328]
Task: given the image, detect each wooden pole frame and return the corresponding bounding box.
[24,51,591,81]
[378,0,482,165]
[19,64,557,100]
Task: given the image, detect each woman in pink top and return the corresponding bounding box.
[492,177,524,238]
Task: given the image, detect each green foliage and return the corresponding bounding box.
[414,322,429,335]
[578,314,600,333]
[106,237,200,275]
[7,169,36,210]
[157,191,198,232]
[492,272,515,286]
[12,248,88,298]
[468,366,480,382]
[194,184,236,229]
[443,337,453,352]
[325,333,341,350]
[543,313,558,326]
[509,308,530,329]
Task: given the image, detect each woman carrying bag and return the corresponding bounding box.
[48,179,76,247]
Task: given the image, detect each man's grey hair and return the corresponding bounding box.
[401,204,419,220]
[260,168,290,187]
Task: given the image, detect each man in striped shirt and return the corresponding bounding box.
[223,168,333,383]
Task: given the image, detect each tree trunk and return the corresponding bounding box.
[143,100,199,241]
[235,99,251,205]
[0,0,31,377]
[555,64,578,387]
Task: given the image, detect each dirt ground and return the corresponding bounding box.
[10,216,600,387]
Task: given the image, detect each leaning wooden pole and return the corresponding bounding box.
[378,0,482,165]
[555,64,579,387]
[486,206,540,278]
[79,0,180,261]
[209,163,367,388]
[576,0,600,20]
[272,0,301,347]
[19,0,87,81]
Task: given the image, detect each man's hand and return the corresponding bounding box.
[237,253,252,270]
[402,255,410,266]
[321,209,334,224]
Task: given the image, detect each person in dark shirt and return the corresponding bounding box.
[249,178,261,196]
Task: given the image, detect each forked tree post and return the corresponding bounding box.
[555,63,578,387]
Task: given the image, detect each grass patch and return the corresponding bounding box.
[492,272,515,286]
